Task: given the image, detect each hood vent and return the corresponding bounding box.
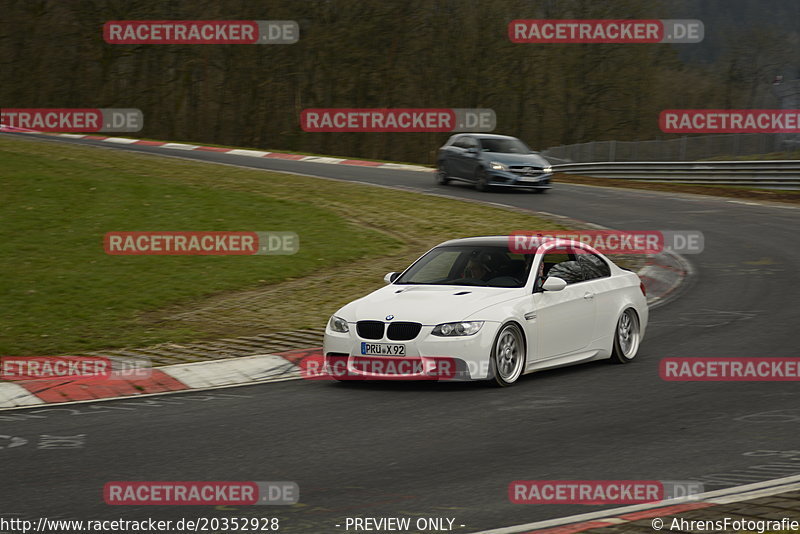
[454,291,472,295]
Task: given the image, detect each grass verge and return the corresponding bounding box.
[1,135,562,355]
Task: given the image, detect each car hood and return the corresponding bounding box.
[338,284,524,324]
[481,152,549,167]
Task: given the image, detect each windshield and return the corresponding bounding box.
[479,138,531,153]
[395,245,534,287]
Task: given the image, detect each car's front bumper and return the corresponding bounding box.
[322,322,500,381]
[487,170,552,189]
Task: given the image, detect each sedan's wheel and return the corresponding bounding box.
[489,323,526,386]
[532,188,547,194]
[475,168,490,192]
[436,161,451,185]
[610,308,641,363]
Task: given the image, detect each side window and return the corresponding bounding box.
[579,252,611,280]
[451,136,466,148]
[480,138,497,152]
[541,251,584,285]
[462,136,478,149]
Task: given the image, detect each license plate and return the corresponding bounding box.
[361,342,406,356]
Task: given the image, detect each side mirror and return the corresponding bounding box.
[542,276,567,292]
[466,147,479,155]
[384,272,400,284]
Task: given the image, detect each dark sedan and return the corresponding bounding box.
[435,134,553,192]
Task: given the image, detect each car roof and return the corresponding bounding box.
[456,133,520,140]
[438,235,513,247]
[437,235,602,254]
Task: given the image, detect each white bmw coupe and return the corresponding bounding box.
[323,236,648,386]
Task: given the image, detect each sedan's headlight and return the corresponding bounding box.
[543,165,553,174]
[432,321,484,336]
[489,161,507,171]
[328,315,350,333]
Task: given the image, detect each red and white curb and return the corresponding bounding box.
[474,474,800,534]
[0,257,679,411]
[0,127,432,173]
[0,348,320,410]
[638,249,692,310]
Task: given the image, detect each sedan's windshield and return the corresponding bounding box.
[395,245,533,287]
[479,138,531,153]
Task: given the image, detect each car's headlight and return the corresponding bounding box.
[431,321,484,336]
[489,161,507,171]
[328,315,350,333]
[543,165,553,174]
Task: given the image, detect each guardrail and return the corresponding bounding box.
[551,160,800,188]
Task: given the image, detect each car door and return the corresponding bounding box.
[450,135,479,179]
[529,251,596,360]
[445,136,468,178]
[461,136,482,179]
[576,251,614,344]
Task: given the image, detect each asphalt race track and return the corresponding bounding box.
[2,133,800,533]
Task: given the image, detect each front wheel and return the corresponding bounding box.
[610,308,641,363]
[475,168,490,192]
[436,161,451,185]
[532,188,548,194]
[488,323,526,386]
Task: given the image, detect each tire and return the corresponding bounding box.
[436,161,451,185]
[532,188,548,194]
[610,308,641,364]
[488,323,526,386]
[475,168,490,192]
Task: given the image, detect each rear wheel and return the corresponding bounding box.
[475,168,490,191]
[488,323,526,386]
[436,161,451,185]
[610,308,641,363]
[532,188,548,194]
